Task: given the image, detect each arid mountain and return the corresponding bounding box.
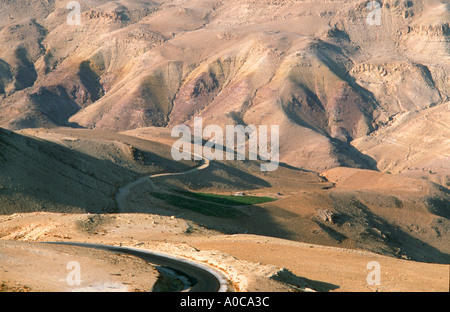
[0,0,448,177]
[0,1,449,290]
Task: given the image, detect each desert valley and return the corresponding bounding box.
[0,0,448,293]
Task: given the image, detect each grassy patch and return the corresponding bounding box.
[150,192,248,219]
[174,190,277,206]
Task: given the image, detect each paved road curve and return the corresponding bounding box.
[44,242,226,292]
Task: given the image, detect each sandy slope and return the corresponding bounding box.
[0,213,448,292]
[0,240,159,292]
[352,101,450,186]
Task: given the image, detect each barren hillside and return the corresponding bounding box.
[0,127,196,214]
[0,0,448,176]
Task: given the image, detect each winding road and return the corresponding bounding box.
[45,242,228,292]
[56,149,223,292]
[115,151,210,213]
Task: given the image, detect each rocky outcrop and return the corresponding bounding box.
[84,8,128,22]
[404,23,449,37]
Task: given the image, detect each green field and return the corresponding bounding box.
[150,192,249,219]
[150,191,277,219]
[173,190,277,206]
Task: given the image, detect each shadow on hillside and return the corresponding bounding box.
[0,128,194,214]
[271,269,340,292]
[155,160,272,191]
[329,193,450,264]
